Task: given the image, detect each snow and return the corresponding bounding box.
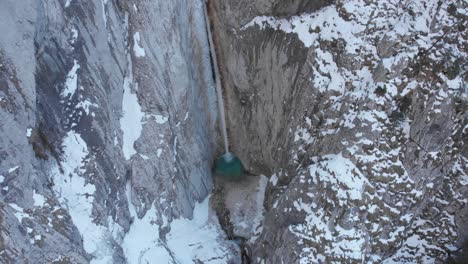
[61,60,80,98]
[133,32,146,58]
[123,182,233,264]
[313,49,345,93]
[26,128,32,137]
[123,182,170,263]
[71,28,78,44]
[309,153,367,204]
[138,153,149,160]
[51,131,118,264]
[9,203,28,222]
[76,99,99,115]
[0,175,4,183]
[120,78,144,160]
[243,5,364,53]
[269,173,278,186]
[65,0,72,8]
[101,0,108,27]
[33,190,46,207]
[166,196,235,263]
[156,148,163,158]
[152,114,168,124]
[294,127,313,143]
[8,166,19,173]
[250,175,268,242]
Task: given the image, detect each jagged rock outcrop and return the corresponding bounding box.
[0,0,238,263]
[209,0,467,263]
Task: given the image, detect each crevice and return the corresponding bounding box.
[210,179,252,264]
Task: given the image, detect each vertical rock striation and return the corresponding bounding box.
[1,0,238,263]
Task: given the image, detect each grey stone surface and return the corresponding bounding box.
[0,0,466,263]
[0,0,236,263]
[209,0,467,263]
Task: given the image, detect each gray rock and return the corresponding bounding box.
[209,0,468,263]
[1,0,237,263]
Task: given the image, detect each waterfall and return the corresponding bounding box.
[203,0,229,154]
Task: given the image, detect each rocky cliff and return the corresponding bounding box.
[0,0,467,263]
[209,0,467,263]
[0,0,239,263]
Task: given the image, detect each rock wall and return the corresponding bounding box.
[0,0,238,263]
[210,0,467,263]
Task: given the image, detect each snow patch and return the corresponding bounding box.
[309,153,367,205]
[123,182,236,263]
[123,182,170,263]
[166,195,235,263]
[8,166,19,173]
[133,32,146,58]
[9,203,28,222]
[61,60,80,98]
[71,28,78,44]
[101,0,108,27]
[51,131,119,263]
[33,190,46,207]
[120,79,144,160]
[76,99,99,115]
[156,148,163,158]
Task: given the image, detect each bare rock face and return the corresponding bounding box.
[0,0,238,263]
[210,0,467,263]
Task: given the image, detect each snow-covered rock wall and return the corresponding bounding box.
[0,0,239,263]
[209,0,467,263]
[1,0,467,263]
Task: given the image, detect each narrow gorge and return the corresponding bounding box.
[0,0,466,263]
